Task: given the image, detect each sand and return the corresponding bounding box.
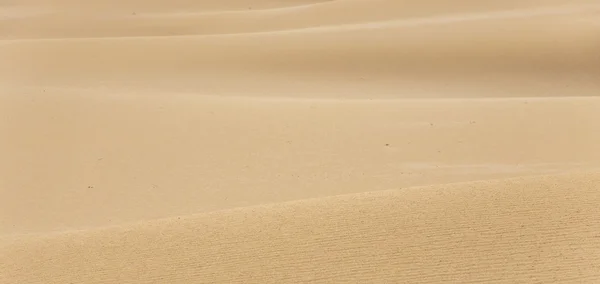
[1,0,600,283]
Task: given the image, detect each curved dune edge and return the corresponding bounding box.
[2,171,600,283]
[3,1,599,98]
[4,1,599,39]
[2,13,599,98]
[0,0,600,39]
[3,0,331,13]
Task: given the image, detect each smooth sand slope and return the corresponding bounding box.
[1,0,600,283]
[2,94,600,234]
[2,0,600,97]
[2,172,600,283]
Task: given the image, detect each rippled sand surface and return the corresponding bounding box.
[1,0,600,283]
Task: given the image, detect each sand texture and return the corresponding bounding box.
[1,0,600,283]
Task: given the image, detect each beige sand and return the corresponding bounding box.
[2,172,600,283]
[1,0,600,282]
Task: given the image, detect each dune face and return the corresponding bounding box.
[1,0,600,283]
[2,173,600,283]
[2,1,600,97]
[2,95,600,234]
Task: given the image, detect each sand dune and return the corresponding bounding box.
[3,1,599,38]
[2,93,600,234]
[2,0,600,282]
[2,172,600,283]
[4,0,329,13]
[2,3,599,97]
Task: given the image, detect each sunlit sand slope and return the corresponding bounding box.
[1,1,599,97]
[2,172,600,283]
[2,0,600,282]
[2,94,599,234]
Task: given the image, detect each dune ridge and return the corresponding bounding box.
[3,2,600,39]
[2,0,599,97]
[2,0,600,282]
[2,91,599,234]
[2,171,600,283]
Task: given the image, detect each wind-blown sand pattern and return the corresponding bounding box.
[1,0,600,283]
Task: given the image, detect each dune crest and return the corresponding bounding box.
[2,172,600,283]
[2,0,600,282]
[2,93,599,234]
[2,2,599,97]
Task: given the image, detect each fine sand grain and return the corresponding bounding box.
[2,172,600,283]
[1,0,599,283]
